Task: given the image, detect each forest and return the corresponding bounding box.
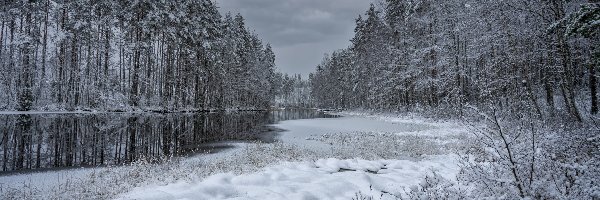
[0,0,599,199]
[0,0,306,112]
[310,0,599,198]
[311,0,598,120]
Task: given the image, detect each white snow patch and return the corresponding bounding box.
[0,168,96,192]
[334,111,469,137]
[117,155,461,200]
[273,116,434,151]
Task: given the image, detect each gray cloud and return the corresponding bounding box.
[216,0,373,76]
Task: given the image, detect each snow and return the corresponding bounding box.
[118,155,460,200]
[337,111,470,137]
[0,144,246,199]
[114,112,468,200]
[273,116,433,151]
[0,167,98,194]
[273,111,468,153]
[1,112,470,199]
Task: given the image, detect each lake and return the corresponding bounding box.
[0,109,335,173]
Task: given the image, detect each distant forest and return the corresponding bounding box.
[0,0,305,112]
[310,0,599,121]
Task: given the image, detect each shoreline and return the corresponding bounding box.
[1,111,471,199]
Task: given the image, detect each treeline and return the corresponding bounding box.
[0,0,277,112]
[272,73,312,108]
[310,0,599,121]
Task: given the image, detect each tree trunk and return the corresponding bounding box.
[19,12,33,111]
[544,72,555,109]
[39,0,50,93]
[0,21,4,62]
[558,36,582,121]
[131,33,140,107]
[71,33,79,108]
[590,62,598,114]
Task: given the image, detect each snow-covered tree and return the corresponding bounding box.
[0,0,280,111]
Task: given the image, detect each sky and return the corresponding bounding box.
[215,0,374,77]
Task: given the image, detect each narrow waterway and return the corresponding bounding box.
[0,109,335,174]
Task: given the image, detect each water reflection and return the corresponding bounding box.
[0,109,334,173]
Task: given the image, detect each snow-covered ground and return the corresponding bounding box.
[119,156,460,200]
[0,167,98,195]
[1,111,471,199]
[115,112,470,200]
[273,116,431,151]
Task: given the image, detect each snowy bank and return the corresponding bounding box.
[1,113,472,199]
[118,155,461,200]
[117,112,470,200]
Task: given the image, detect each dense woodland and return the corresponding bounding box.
[310,0,599,199]
[311,0,598,120]
[0,0,301,112]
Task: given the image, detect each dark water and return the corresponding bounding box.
[0,109,335,173]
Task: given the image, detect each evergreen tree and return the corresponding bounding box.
[0,0,281,112]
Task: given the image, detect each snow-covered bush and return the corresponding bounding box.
[352,191,374,200]
[314,131,469,160]
[406,171,467,200]
[458,107,600,199]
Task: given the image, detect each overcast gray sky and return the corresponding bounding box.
[215,0,374,77]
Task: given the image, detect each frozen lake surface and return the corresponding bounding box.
[274,116,433,151]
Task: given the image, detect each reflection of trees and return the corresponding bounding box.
[2,116,8,171]
[16,115,32,170]
[0,110,328,172]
